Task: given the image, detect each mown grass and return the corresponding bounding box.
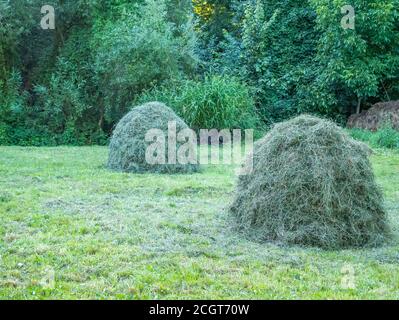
[0,146,398,299]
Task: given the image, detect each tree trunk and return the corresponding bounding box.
[356,97,362,114]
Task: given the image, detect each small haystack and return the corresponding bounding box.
[348,101,399,131]
[230,115,390,249]
[108,102,199,173]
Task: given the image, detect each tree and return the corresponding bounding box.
[311,0,399,114]
[92,0,198,124]
[236,0,319,122]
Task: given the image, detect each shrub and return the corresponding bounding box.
[93,0,198,124]
[0,70,29,145]
[348,128,373,143]
[349,126,399,149]
[226,0,321,122]
[230,115,390,249]
[0,123,10,145]
[372,126,399,149]
[108,102,200,174]
[31,26,113,146]
[138,75,260,132]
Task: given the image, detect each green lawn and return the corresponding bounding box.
[0,146,398,299]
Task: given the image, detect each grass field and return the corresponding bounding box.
[0,146,398,299]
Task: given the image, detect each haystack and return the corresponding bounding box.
[347,100,399,131]
[108,102,199,173]
[230,115,390,249]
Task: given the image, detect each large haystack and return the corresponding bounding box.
[108,102,199,173]
[347,101,399,131]
[230,115,390,249]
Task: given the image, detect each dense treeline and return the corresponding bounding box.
[0,0,398,145]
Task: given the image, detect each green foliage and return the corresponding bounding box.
[138,75,260,131]
[349,126,399,149]
[207,0,399,121]
[1,0,399,146]
[0,0,103,145]
[374,127,399,149]
[0,124,7,145]
[310,0,399,114]
[93,0,198,123]
[32,28,108,146]
[215,0,320,123]
[0,71,27,118]
[0,0,197,145]
[193,0,234,44]
[0,71,29,145]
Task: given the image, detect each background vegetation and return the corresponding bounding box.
[0,0,398,145]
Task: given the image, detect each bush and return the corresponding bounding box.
[222,0,321,122]
[348,128,373,142]
[373,126,399,149]
[108,102,200,174]
[230,115,390,249]
[138,75,261,132]
[31,27,103,146]
[0,70,29,145]
[93,0,198,124]
[0,123,10,145]
[349,126,399,149]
